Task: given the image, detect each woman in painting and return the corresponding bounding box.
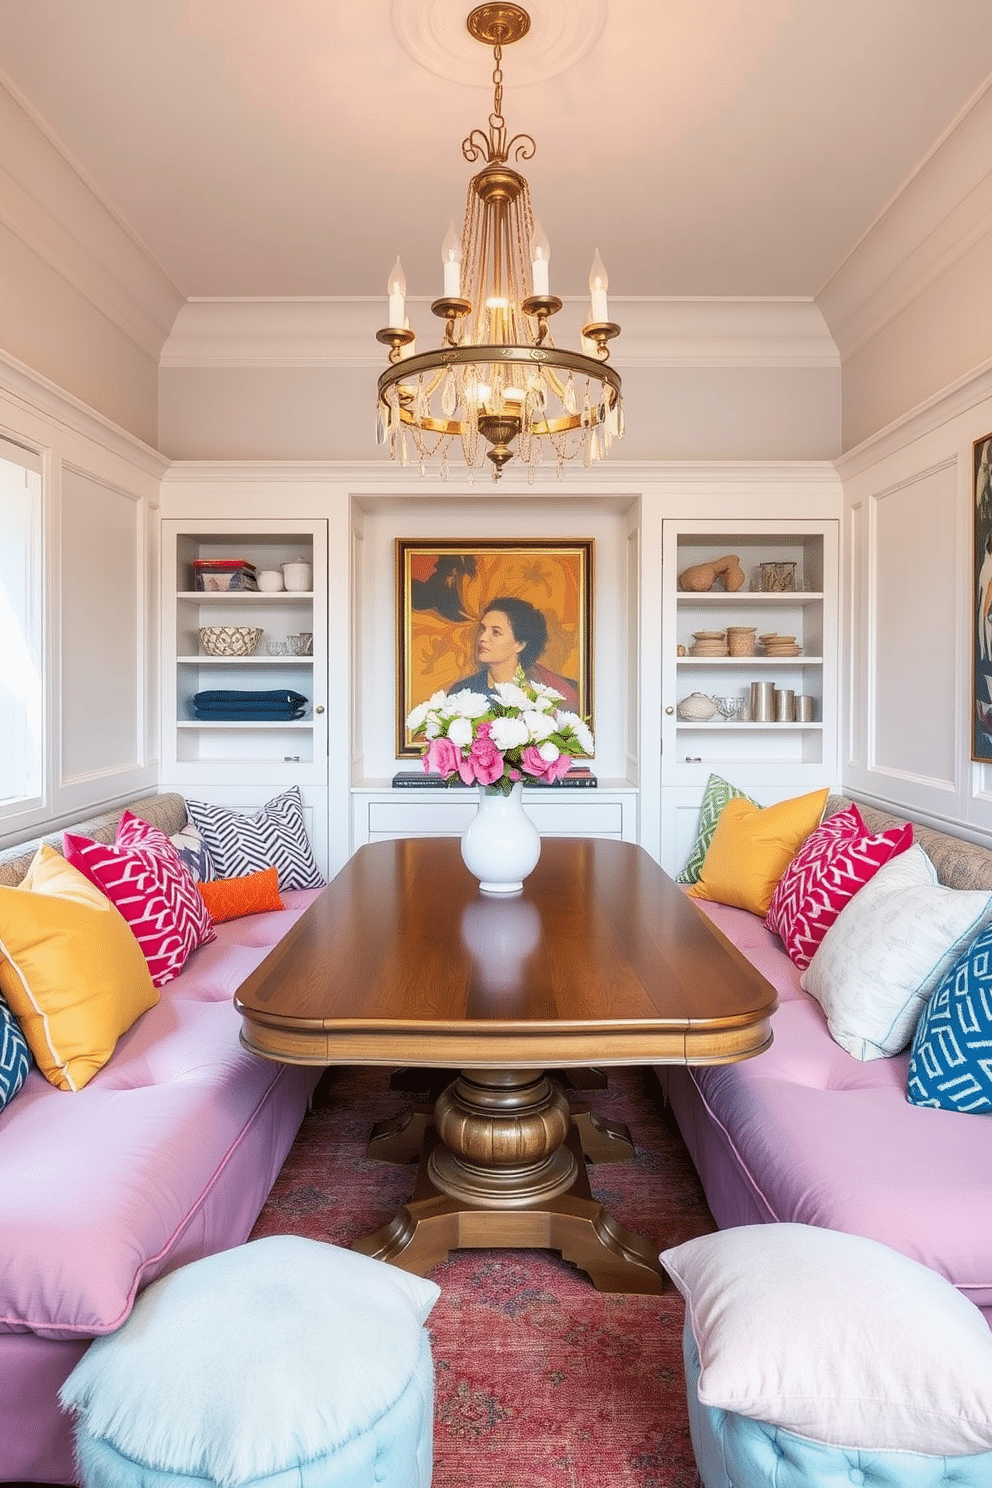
[449,595,580,711]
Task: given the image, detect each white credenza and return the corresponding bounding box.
[351,783,639,848]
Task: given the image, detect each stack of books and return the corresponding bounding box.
[193,559,259,591]
[391,767,597,789]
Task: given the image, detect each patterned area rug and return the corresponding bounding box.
[250,1065,714,1488]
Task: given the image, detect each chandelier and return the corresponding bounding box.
[375,3,623,481]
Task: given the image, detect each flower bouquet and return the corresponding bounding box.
[405,671,594,795]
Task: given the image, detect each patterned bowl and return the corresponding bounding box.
[198,625,263,657]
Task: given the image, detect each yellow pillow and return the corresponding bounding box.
[685,787,830,916]
[0,844,158,1091]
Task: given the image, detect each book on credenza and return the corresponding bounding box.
[391,768,597,789]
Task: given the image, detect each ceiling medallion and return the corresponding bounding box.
[375,3,622,481]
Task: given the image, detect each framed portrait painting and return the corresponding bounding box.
[974,433,992,761]
[396,539,594,756]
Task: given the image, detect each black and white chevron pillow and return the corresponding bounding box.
[186,787,324,891]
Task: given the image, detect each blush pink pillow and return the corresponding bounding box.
[765,804,913,970]
[63,811,216,987]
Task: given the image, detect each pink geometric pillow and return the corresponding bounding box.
[765,804,913,970]
[63,811,216,987]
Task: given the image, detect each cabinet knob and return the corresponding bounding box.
[664,706,674,715]
[315,705,325,715]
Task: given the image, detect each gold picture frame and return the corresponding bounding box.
[973,432,992,761]
[396,538,594,756]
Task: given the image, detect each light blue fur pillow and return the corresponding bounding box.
[60,1236,440,1488]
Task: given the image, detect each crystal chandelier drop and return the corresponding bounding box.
[375,3,623,482]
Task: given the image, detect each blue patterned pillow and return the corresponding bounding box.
[907,920,992,1113]
[0,995,31,1109]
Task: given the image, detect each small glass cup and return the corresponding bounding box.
[266,639,288,655]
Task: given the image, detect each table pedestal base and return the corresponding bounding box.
[353,1068,666,1295]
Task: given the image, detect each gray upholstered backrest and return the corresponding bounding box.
[0,793,188,888]
[825,793,992,893]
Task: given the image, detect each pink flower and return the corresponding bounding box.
[459,731,504,786]
[424,735,461,779]
[520,744,556,781]
[547,751,574,782]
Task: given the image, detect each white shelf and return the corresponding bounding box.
[677,656,823,666]
[676,591,823,604]
[177,655,314,665]
[176,590,314,601]
[675,722,823,731]
[177,720,314,730]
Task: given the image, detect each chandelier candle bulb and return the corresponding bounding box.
[589,251,609,322]
[531,222,551,296]
[441,222,462,297]
[387,257,406,327]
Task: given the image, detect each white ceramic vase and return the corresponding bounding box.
[460,781,541,894]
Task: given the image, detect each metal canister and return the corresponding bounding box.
[774,688,795,722]
[750,681,775,722]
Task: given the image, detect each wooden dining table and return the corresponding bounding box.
[235,836,777,1292]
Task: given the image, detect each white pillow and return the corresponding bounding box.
[800,844,992,1059]
[661,1223,992,1455]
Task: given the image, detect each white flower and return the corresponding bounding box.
[448,689,491,718]
[492,681,530,709]
[490,715,529,751]
[531,682,565,706]
[523,708,556,742]
[447,715,474,748]
[406,690,447,732]
[555,710,594,754]
[424,717,441,739]
[538,740,561,763]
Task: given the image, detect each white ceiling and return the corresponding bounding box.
[0,0,990,306]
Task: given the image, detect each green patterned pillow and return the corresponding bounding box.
[676,774,758,885]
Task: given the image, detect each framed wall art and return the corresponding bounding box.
[396,538,594,756]
[973,432,992,761]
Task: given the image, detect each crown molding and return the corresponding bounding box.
[0,78,183,361]
[0,348,169,477]
[835,356,992,478]
[159,296,839,370]
[162,456,840,491]
[817,78,992,362]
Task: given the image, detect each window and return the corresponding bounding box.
[0,439,43,810]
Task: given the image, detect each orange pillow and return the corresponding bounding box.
[197,867,284,924]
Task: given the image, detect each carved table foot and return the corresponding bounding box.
[352,1068,666,1295]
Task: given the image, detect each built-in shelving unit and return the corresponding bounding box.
[160,518,330,872]
[659,519,839,872]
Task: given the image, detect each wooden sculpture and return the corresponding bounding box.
[678,554,745,592]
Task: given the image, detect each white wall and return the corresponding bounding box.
[818,81,992,452]
[0,355,166,848]
[0,82,182,446]
[838,365,992,839]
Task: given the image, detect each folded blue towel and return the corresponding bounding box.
[194,706,306,720]
[193,689,308,708]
